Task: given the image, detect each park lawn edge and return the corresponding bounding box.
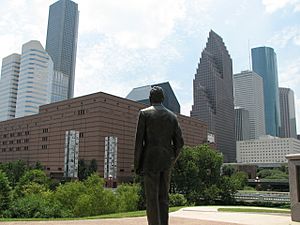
[218,207,291,214]
[0,206,183,222]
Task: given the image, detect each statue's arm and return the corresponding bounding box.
[173,119,184,160]
[134,111,146,174]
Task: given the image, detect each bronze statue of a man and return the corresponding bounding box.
[134,86,184,225]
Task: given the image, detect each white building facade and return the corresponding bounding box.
[15,40,53,118]
[237,135,300,164]
[234,70,266,139]
[0,54,21,121]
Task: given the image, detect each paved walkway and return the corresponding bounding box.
[1,206,300,225]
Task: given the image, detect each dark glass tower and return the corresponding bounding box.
[251,47,280,136]
[191,30,236,162]
[46,0,79,100]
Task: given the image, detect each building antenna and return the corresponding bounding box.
[248,39,252,70]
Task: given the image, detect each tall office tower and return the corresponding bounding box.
[46,0,79,101]
[15,41,53,118]
[251,46,281,136]
[233,70,266,139]
[0,54,21,121]
[191,30,236,162]
[235,107,250,141]
[279,87,297,138]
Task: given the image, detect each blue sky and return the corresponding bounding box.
[1,0,300,132]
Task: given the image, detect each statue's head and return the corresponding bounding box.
[149,86,164,104]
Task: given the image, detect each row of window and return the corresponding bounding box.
[1,146,29,152]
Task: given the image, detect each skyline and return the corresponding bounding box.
[1,0,300,132]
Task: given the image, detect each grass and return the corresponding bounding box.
[0,206,183,222]
[218,207,291,214]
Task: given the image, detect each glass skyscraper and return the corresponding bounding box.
[46,0,79,101]
[191,30,236,162]
[251,47,281,136]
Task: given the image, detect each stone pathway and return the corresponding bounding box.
[1,206,299,225]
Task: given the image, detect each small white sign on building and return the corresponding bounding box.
[64,130,79,178]
[104,136,118,179]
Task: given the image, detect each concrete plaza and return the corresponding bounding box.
[1,206,300,225]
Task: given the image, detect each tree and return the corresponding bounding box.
[78,159,98,181]
[231,171,248,190]
[222,164,236,176]
[14,169,49,197]
[0,170,11,212]
[170,145,224,205]
[0,160,27,187]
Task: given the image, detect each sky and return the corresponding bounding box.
[0,0,300,132]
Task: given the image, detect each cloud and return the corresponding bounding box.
[262,0,300,13]
[267,26,300,48]
[79,0,185,49]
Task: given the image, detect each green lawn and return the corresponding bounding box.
[0,206,183,222]
[218,207,291,214]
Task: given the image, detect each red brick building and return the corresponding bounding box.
[0,92,207,183]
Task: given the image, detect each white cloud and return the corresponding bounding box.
[267,26,300,48]
[79,0,185,49]
[262,0,300,13]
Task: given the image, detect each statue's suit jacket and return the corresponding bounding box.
[134,104,184,173]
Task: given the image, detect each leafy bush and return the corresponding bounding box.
[116,183,140,212]
[169,193,187,207]
[9,192,70,218]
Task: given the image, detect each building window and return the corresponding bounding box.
[24,139,29,143]
[78,109,85,115]
[42,145,48,149]
[1,148,6,152]
[42,128,49,133]
[79,132,84,138]
[42,137,48,141]
[25,131,30,135]
[24,146,29,151]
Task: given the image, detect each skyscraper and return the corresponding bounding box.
[251,46,281,136]
[15,41,53,118]
[235,107,250,141]
[126,82,180,113]
[191,30,236,162]
[279,87,297,138]
[0,54,21,121]
[46,0,79,101]
[233,70,266,139]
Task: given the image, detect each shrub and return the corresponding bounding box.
[116,183,140,212]
[9,192,70,218]
[169,193,187,207]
